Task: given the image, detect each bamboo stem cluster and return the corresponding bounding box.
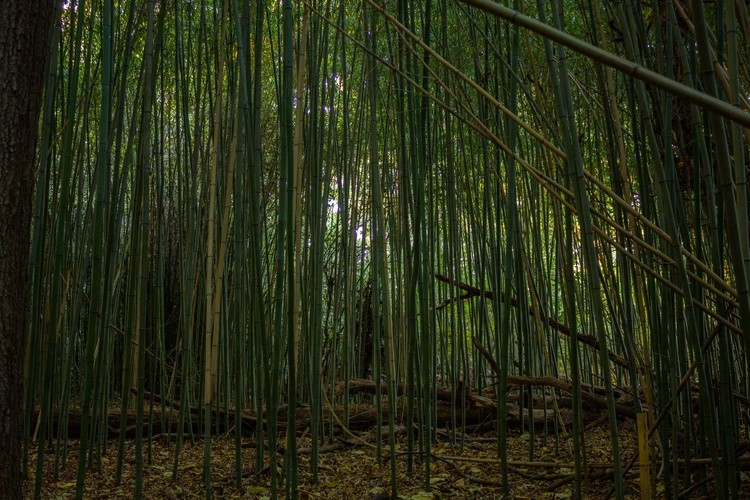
[24,1,750,499]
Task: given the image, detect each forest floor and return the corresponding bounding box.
[24,416,749,499]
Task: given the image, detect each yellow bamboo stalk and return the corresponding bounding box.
[637,412,651,500]
[292,4,308,389]
[203,3,227,407]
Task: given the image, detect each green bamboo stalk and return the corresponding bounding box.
[541,1,624,497]
[282,0,298,496]
[133,2,157,496]
[75,0,113,494]
[457,0,750,128]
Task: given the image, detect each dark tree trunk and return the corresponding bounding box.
[0,2,56,498]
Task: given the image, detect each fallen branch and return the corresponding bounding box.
[472,337,637,419]
[434,273,630,369]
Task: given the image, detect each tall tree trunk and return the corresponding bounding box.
[0,1,56,498]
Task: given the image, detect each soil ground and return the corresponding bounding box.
[23,420,749,499]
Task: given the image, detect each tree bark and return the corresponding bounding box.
[0,2,56,497]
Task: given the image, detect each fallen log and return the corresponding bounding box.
[37,363,633,441]
[336,378,609,426]
[33,395,582,441]
[338,379,496,410]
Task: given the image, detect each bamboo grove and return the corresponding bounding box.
[24,0,750,498]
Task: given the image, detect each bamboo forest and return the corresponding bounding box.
[8,0,750,497]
